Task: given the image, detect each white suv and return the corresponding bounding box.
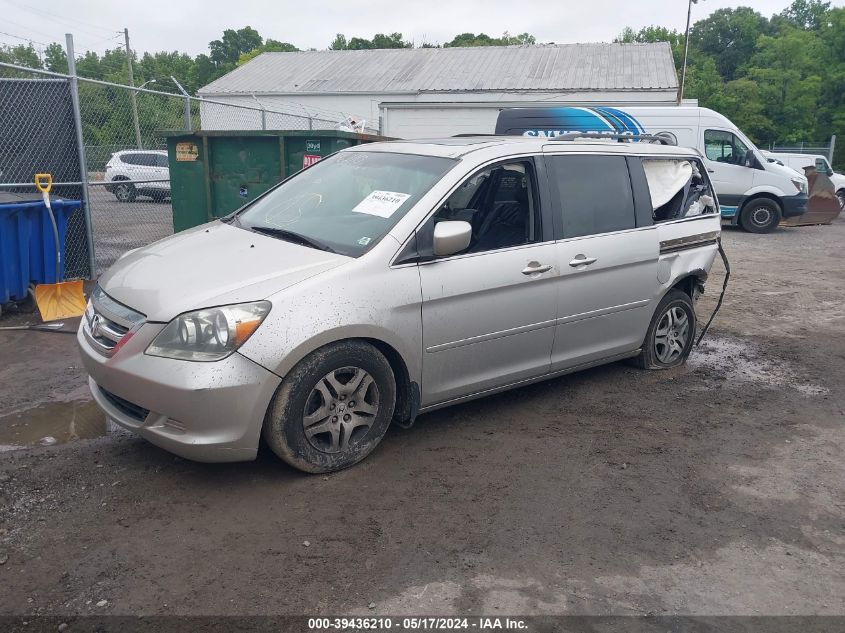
[105,150,171,203]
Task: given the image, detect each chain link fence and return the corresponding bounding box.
[1,56,368,278]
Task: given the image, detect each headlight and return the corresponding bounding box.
[791,178,807,195]
[146,301,270,361]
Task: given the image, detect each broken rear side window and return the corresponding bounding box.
[642,159,716,223]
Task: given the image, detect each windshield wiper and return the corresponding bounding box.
[249,225,338,254]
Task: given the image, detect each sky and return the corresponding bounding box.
[1,0,844,57]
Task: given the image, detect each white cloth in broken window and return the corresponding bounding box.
[643,160,694,210]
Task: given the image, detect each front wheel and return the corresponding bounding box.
[836,189,844,212]
[739,198,781,233]
[633,290,697,370]
[263,341,396,473]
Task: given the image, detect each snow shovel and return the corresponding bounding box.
[32,174,87,322]
[0,322,72,333]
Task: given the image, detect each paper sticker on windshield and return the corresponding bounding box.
[352,191,411,218]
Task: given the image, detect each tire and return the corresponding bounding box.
[113,181,136,203]
[263,340,396,473]
[633,290,697,370]
[739,198,781,233]
[836,189,845,212]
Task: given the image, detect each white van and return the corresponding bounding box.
[495,107,809,233]
[762,151,845,211]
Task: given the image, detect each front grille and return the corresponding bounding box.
[100,387,150,422]
[83,286,145,356]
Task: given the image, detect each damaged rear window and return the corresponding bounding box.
[642,159,717,222]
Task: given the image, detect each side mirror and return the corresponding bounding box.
[744,153,757,169]
[433,220,472,257]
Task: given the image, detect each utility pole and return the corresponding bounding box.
[678,0,699,105]
[124,28,142,148]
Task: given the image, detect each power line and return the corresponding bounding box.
[2,16,63,43]
[1,0,118,36]
[0,29,51,48]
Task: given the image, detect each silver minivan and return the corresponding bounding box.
[78,136,721,472]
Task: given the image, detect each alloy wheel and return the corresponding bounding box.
[654,306,690,364]
[302,366,380,454]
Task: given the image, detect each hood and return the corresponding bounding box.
[765,160,808,184]
[99,222,350,322]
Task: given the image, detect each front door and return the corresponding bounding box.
[702,129,754,219]
[419,158,557,406]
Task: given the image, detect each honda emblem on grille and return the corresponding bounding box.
[90,314,102,338]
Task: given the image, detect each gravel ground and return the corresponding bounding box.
[0,217,843,619]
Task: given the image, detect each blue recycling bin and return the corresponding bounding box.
[0,195,82,306]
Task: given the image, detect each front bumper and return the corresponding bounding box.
[77,322,281,462]
[781,193,808,218]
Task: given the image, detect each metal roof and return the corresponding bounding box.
[198,43,678,96]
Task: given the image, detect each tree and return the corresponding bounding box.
[43,42,67,74]
[209,27,263,69]
[744,27,825,142]
[689,7,770,80]
[347,37,373,50]
[775,0,831,30]
[0,43,40,69]
[371,33,411,49]
[720,79,776,143]
[615,25,684,68]
[444,32,536,47]
[238,39,299,66]
[329,34,348,50]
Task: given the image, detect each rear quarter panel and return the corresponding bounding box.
[654,214,721,302]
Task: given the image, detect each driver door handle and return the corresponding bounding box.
[522,262,553,275]
[569,256,598,267]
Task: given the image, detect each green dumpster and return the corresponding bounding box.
[161,129,386,232]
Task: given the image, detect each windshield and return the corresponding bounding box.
[236,151,456,257]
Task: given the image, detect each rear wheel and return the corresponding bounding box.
[263,341,396,473]
[633,290,696,370]
[739,198,781,233]
[113,181,136,203]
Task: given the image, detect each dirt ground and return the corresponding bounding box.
[0,217,843,620]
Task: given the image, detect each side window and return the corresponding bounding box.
[547,155,635,238]
[432,160,539,254]
[155,154,169,168]
[642,158,717,222]
[704,130,749,166]
[121,153,141,166]
[815,158,831,174]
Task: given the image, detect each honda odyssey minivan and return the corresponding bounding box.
[79,136,721,473]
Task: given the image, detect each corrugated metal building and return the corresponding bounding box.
[197,43,679,138]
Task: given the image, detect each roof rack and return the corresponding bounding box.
[549,133,676,146]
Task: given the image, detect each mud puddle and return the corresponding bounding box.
[688,336,828,396]
[0,400,107,451]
